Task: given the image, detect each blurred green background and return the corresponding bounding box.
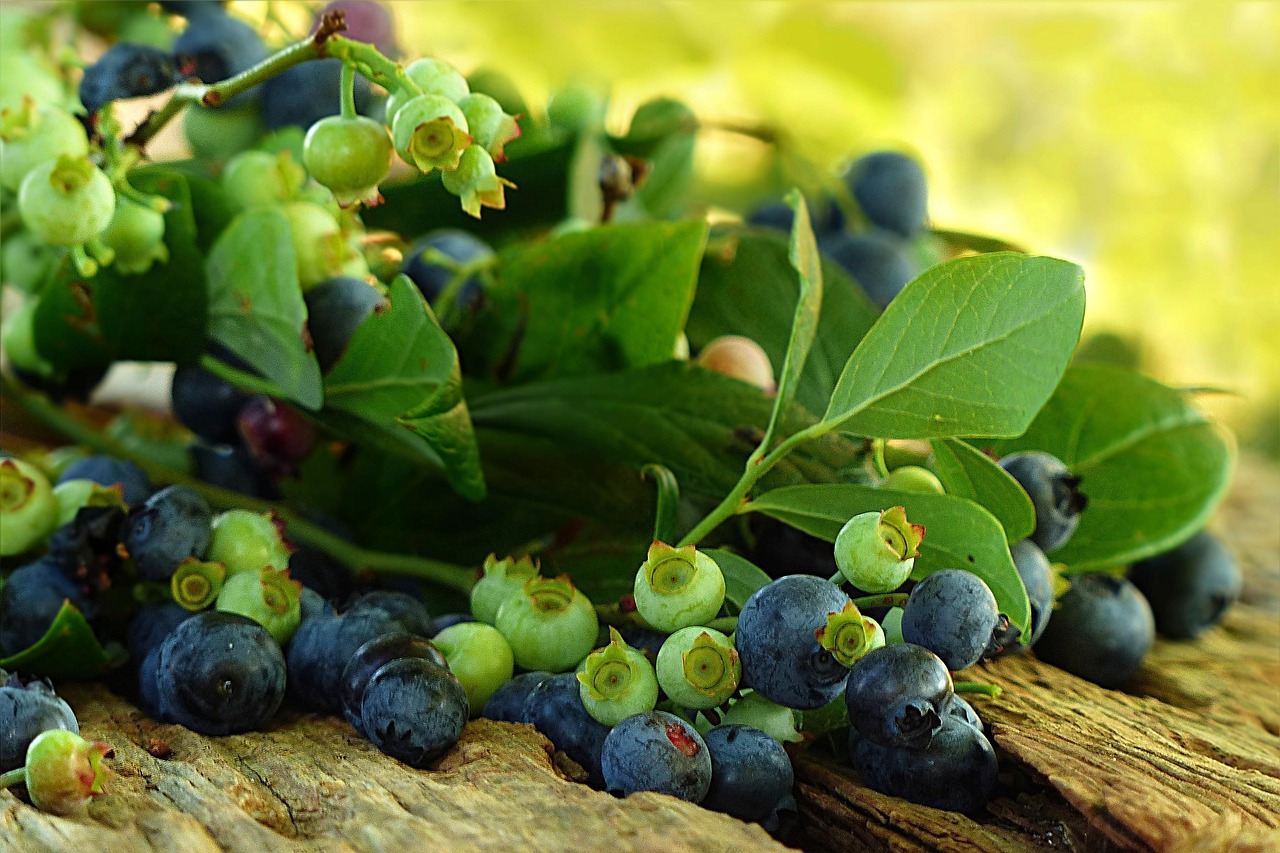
[349,0,1276,455]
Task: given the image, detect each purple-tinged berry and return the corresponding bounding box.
[17,729,112,816]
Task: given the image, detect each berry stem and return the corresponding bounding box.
[339,62,357,121]
[0,768,25,789]
[0,375,476,594]
[850,592,910,610]
[954,681,1003,699]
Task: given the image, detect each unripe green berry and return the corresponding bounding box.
[215,566,302,645]
[655,626,740,710]
[52,478,125,528]
[206,509,292,576]
[883,465,945,494]
[18,154,116,247]
[0,100,89,192]
[457,93,520,163]
[833,506,924,593]
[577,627,659,726]
[633,541,725,633]
[495,574,598,672]
[222,150,306,209]
[385,58,470,125]
[171,558,226,611]
[432,621,514,715]
[21,729,112,816]
[440,144,513,219]
[101,195,168,275]
[280,201,349,290]
[303,115,393,208]
[470,553,538,625]
[1,298,54,379]
[0,457,58,556]
[814,601,882,667]
[390,94,471,173]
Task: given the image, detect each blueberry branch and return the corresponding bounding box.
[0,375,477,594]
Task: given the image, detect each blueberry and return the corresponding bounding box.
[303,276,388,372]
[0,557,99,656]
[521,672,611,788]
[171,364,252,445]
[173,10,266,100]
[842,151,929,239]
[57,455,151,507]
[945,694,985,734]
[481,670,553,723]
[340,633,448,735]
[121,485,213,582]
[190,443,279,499]
[1128,530,1242,639]
[127,600,194,663]
[900,570,1000,671]
[314,1,399,58]
[600,711,711,803]
[154,611,287,735]
[45,504,128,594]
[819,229,919,309]
[235,396,316,478]
[1010,539,1055,648]
[401,229,494,313]
[360,657,468,767]
[345,590,434,639]
[735,575,854,710]
[285,606,401,713]
[260,59,375,132]
[79,42,179,115]
[999,451,1088,553]
[159,1,227,18]
[1033,573,1154,689]
[844,643,952,750]
[746,197,844,238]
[0,674,79,773]
[298,587,334,623]
[850,714,998,816]
[700,724,794,825]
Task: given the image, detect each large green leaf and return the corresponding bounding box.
[986,363,1233,569]
[469,362,863,530]
[930,438,1035,543]
[743,484,1030,634]
[33,168,207,370]
[319,276,485,501]
[205,208,322,409]
[469,221,708,382]
[822,253,1085,439]
[686,228,879,417]
[0,601,122,679]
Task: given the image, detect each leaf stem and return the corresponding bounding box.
[0,375,476,593]
[0,768,26,789]
[850,592,909,610]
[953,680,1003,699]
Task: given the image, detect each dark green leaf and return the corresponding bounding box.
[822,253,1086,439]
[205,208,322,409]
[743,484,1030,633]
[686,227,879,417]
[472,221,708,383]
[173,170,239,255]
[767,189,823,434]
[319,276,485,501]
[642,464,681,543]
[930,228,1027,255]
[705,548,772,614]
[986,363,1233,569]
[33,169,208,370]
[930,438,1035,543]
[0,601,122,679]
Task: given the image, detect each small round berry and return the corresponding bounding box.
[655,626,740,710]
[632,541,725,634]
[695,335,775,393]
[0,457,58,557]
[1033,573,1154,688]
[303,115,393,208]
[576,627,659,727]
[431,621,514,713]
[17,155,116,247]
[833,506,924,594]
[601,711,712,803]
[1128,530,1242,640]
[494,575,598,673]
[999,451,1088,552]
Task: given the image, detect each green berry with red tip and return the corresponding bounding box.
[17,154,116,247]
[303,115,393,208]
[215,566,302,645]
[19,729,112,816]
[432,621,514,714]
[206,509,291,576]
[834,506,924,593]
[441,144,513,219]
[656,626,740,710]
[457,93,520,162]
[391,94,471,173]
[633,541,725,634]
[495,574,598,672]
[0,457,58,556]
[470,553,539,625]
[577,627,659,726]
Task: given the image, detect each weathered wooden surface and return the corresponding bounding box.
[2,459,1278,853]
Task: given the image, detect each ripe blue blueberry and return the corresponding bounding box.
[481,670,553,723]
[818,229,919,309]
[735,575,854,710]
[286,606,402,713]
[521,672,611,788]
[345,590,434,639]
[78,42,179,115]
[400,229,494,319]
[303,276,388,372]
[340,633,447,736]
[844,643,953,750]
[359,657,468,766]
[999,451,1087,553]
[850,714,998,816]
[842,151,929,239]
[0,557,99,656]
[1010,539,1055,649]
[122,485,213,582]
[600,711,712,803]
[57,455,151,507]
[189,444,279,500]
[173,9,266,105]
[0,674,79,773]
[900,570,1000,671]
[700,724,795,826]
[1033,573,1154,689]
[171,364,252,445]
[1127,530,1241,640]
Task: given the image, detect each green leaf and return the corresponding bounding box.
[612,98,699,218]
[686,227,879,417]
[33,168,207,370]
[319,276,485,501]
[930,438,1035,543]
[743,484,1030,634]
[704,548,772,614]
[766,189,823,436]
[821,253,1086,439]
[986,363,1233,569]
[930,228,1027,255]
[205,208,322,409]
[470,221,708,383]
[0,601,122,679]
[641,463,681,543]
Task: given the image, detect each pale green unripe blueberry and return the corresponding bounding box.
[390,94,470,173]
[814,600,881,667]
[441,144,513,219]
[206,509,292,576]
[881,606,905,644]
[303,115,394,208]
[495,575,598,672]
[52,479,124,528]
[101,196,168,274]
[20,730,112,816]
[470,553,538,625]
[432,621,514,714]
[720,690,802,745]
[633,541,725,633]
[0,101,88,192]
[215,566,302,645]
[385,58,470,124]
[457,93,521,162]
[577,626,659,726]
[280,201,348,290]
[221,150,306,209]
[883,465,945,494]
[833,506,924,593]
[655,626,740,710]
[17,155,116,247]
[0,457,58,556]
[171,559,226,611]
